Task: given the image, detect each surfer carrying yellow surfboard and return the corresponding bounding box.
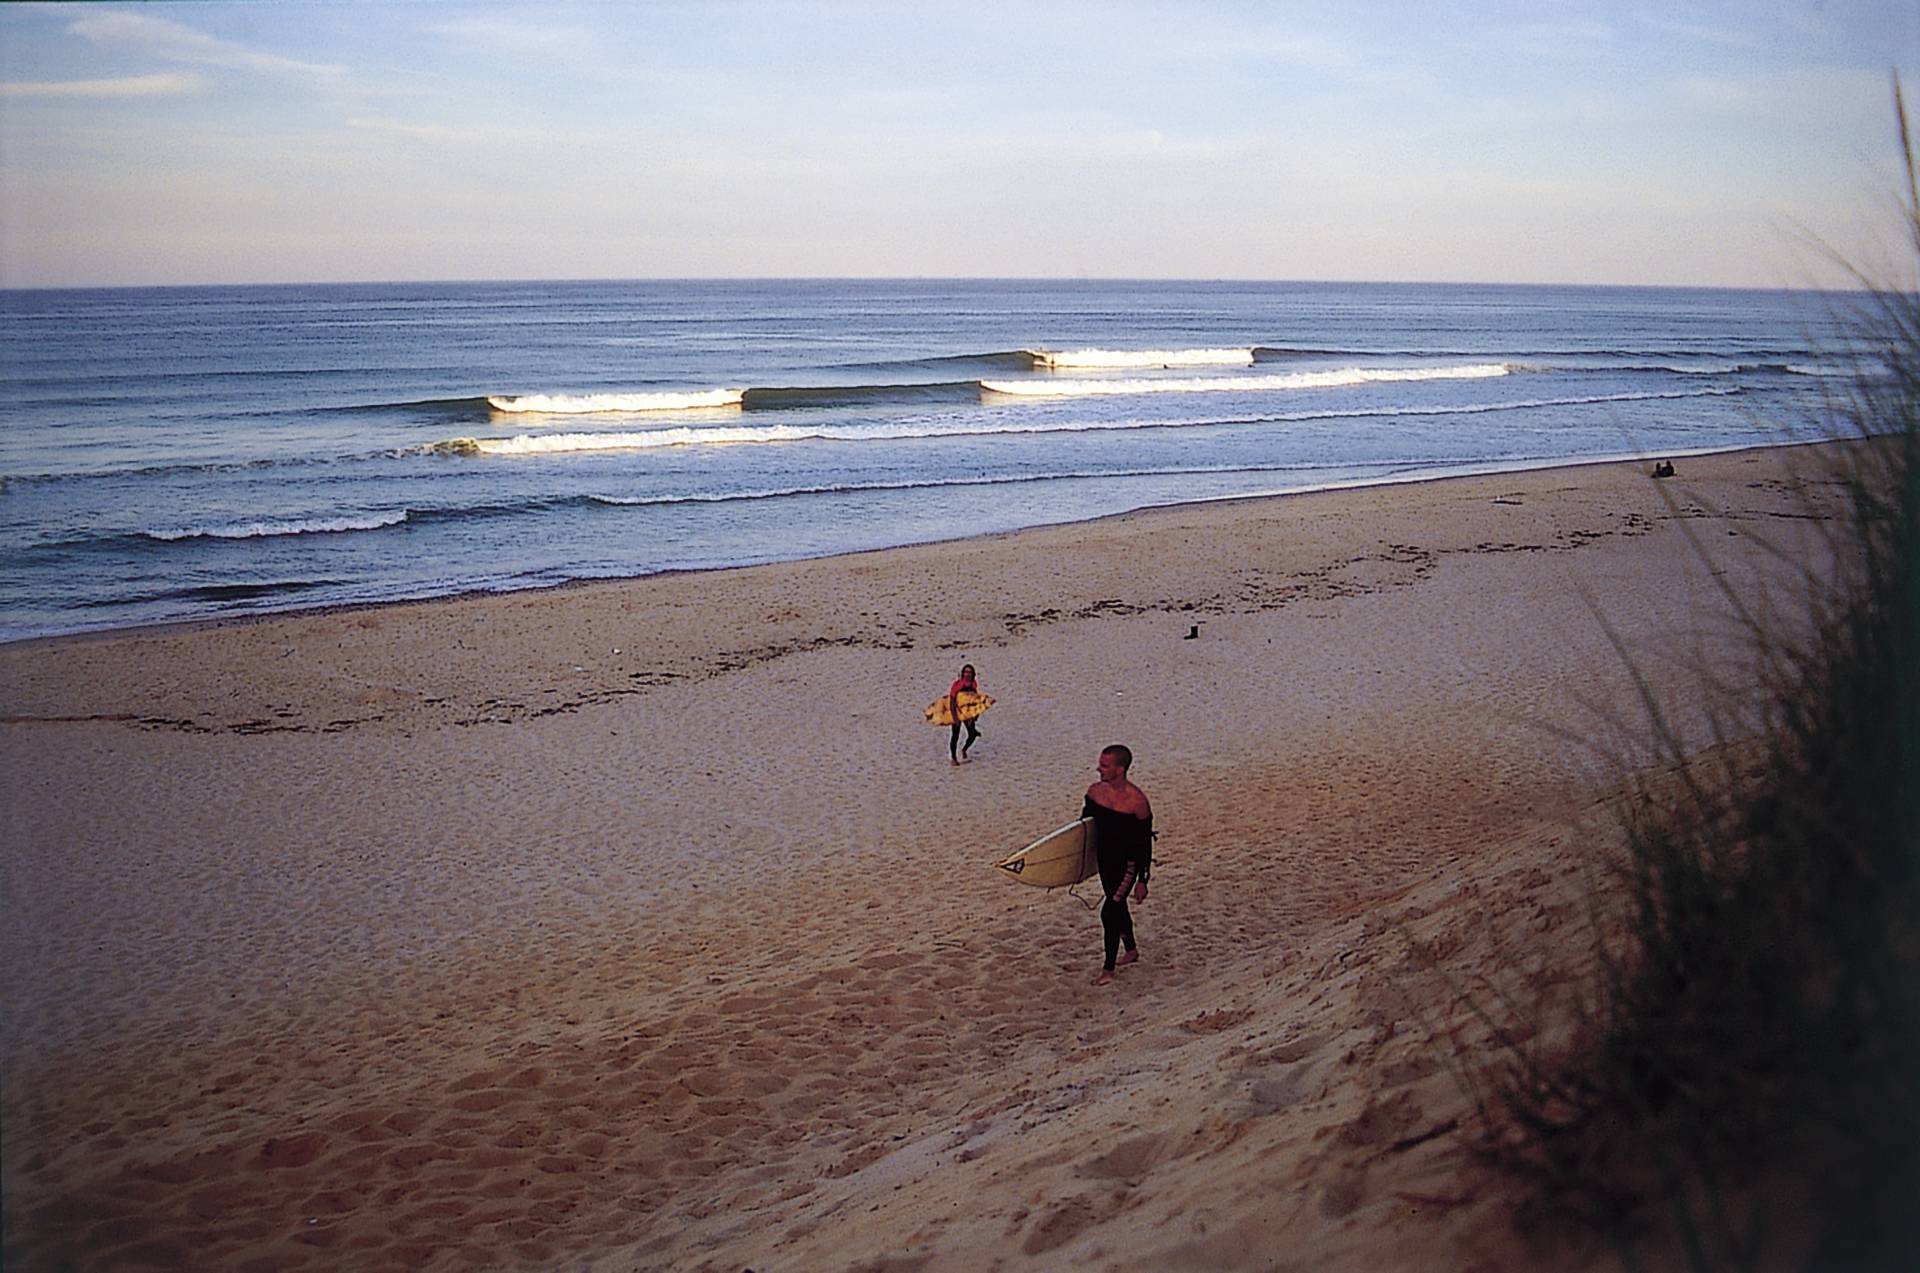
[946,664,984,765]
[923,664,993,759]
[1084,744,1152,986]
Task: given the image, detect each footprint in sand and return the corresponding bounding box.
[1261,1033,1327,1063]
[1335,1090,1424,1148]
[1320,1164,1370,1218]
[1075,1131,1167,1184]
[1020,1195,1102,1256]
[1247,1076,1308,1113]
[257,1131,331,1170]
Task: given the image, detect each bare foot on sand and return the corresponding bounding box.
[1092,970,1115,986]
[1116,950,1139,967]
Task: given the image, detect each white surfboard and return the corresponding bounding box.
[994,817,1096,889]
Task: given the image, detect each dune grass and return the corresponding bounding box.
[1470,86,1919,1272]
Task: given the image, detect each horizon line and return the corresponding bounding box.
[0,274,1874,296]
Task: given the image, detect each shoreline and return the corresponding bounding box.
[0,437,1826,653]
[0,439,1855,1271]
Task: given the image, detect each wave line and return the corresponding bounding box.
[487,389,747,413]
[428,385,1734,458]
[982,363,1512,398]
[142,511,410,542]
[1029,347,1255,369]
[582,459,1420,511]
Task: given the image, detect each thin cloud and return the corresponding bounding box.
[431,15,596,56]
[1633,11,1764,50]
[65,10,346,80]
[1133,23,1431,101]
[345,116,544,146]
[1136,22,1362,75]
[1485,20,1618,59]
[2,72,204,99]
[1671,66,1890,124]
[1676,75,1754,111]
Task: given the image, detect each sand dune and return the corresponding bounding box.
[1,446,1847,1271]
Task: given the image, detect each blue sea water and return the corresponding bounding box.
[0,279,1872,641]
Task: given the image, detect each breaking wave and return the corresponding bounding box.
[141,511,410,542]
[371,357,1861,427]
[483,382,986,415]
[981,363,1512,398]
[430,385,1732,458]
[1029,347,1255,369]
[487,389,746,413]
[433,427,822,456]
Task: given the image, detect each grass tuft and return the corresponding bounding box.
[1473,80,1920,1272]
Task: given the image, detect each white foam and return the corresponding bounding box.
[982,363,1511,398]
[440,382,1724,460]
[146,511,408,541]
[465,425,824,454]
[588,478,958,506]
[1785,362,1876,379]
[486,389,747,414]
[1031,347,1254,369]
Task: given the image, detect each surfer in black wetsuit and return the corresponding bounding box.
[1084,744,1152,986]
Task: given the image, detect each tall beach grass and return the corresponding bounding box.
[1470,84,1919,1271]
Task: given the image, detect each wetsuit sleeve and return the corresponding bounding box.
[1138,814,1152,884]
[1082,796,1097,820]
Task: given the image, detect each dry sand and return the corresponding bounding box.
[1,445,1852,1272]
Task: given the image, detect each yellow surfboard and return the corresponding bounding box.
[994,817,1096,889]
[925,690,994,726]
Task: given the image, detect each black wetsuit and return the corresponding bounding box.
[948,681,980,761]
[1083,796,1153,971]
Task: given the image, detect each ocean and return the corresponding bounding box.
[0,279,1871,642]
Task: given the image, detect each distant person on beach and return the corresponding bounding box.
[949,664,982,765]
[1083,744,1152,986]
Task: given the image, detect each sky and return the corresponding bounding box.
[0,1,1915,289]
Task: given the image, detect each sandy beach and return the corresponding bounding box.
[0,444,1851,1272]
